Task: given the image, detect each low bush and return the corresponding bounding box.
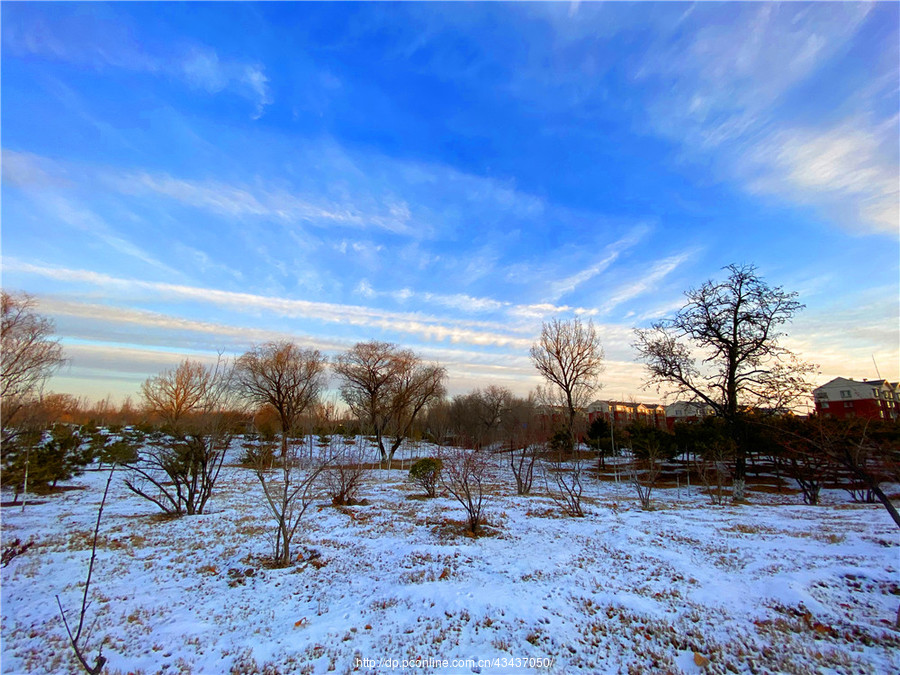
[408,457,442,498]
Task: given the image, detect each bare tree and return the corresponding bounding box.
[1,292,65,424]
[141,360,215,429]
[1,294,66,510]
[253,443,324,566]
[634,264,815,487]
[442,386,511,450]
[1,293,65,468]
[530,318,604,450]
[125,358,236,516]
[333,341,446,468]
[776,429,829,506]
[473,385,514,448]
[235,342,327,457]
[440,447,489,535]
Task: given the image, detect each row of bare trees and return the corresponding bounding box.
[120,340,446,516]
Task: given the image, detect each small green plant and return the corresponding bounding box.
[408,457,442,498]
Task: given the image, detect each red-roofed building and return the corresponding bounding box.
[813,377,900,421]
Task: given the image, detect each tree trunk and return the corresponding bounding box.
[867,482,900,530]
[388,437,404,470]
[280,525,291,566]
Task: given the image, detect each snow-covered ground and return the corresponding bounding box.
[2,438,898,674]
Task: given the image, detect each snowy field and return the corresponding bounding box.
[2,438,899,675]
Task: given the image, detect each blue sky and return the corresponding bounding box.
[2,2,898,405]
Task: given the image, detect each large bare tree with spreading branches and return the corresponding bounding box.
[530,318,604,449]
[333,341,446,468]
[634,263,816,486]
[235,342,327,457]
[1,291,65,435]
[141,359,217,429]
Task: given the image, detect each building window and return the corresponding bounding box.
[816,393,829,400]
[819,402,829,409]
[840,390,852,399]
[873,389,880,398]
[844,402,853,408]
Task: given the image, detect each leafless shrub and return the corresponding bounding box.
[440,447,489,535]
[694,448,730,506]
[628,447,663,510]
[544,451,586,517]
[321,439,368,505]
[125,357,236,516]
[125,433,230,516]
[509,443,540,496]
[500,394,543,495]
[254,444,325,567]
[782,448,828,505]
[239,435,277,469]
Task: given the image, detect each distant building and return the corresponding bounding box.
[813,377,900,421]
[586,400,667,429]
[663,401,715,430]
[535,404,572,432]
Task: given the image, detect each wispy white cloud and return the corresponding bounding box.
[352,281,507,314]
[178,47,272,118]
[2,149,70,188]
[114,171,416,234]
[745,118,899,236]
[5,260,535,350]
[350,278,611,327]
[635,3,873,149]
[626,3,896,235]
[354,279,377,299]
[544,225,651,301]
[43,297,350,354]
[173,243,245,283]
[599,249,698,315]
[3,13,272,117]
[3,180,183,278]
[2,150,417,235]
